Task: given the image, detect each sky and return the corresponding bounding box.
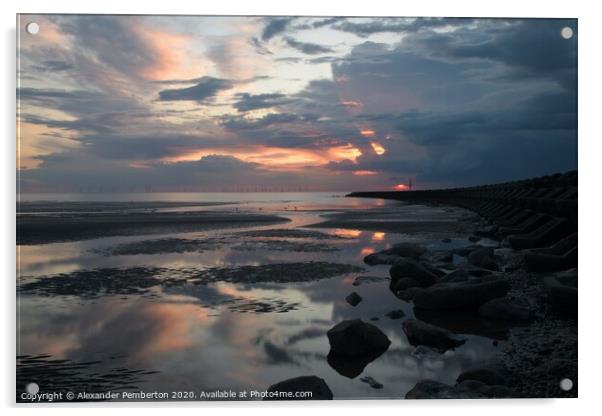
[17,15,577,192]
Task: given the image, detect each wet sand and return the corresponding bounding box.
[307,204,477,236]
[16,194,576,401]
[17,211,290,245]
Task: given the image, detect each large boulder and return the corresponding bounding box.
[422,251,454,264]
[439,268,470,283]
[390,277,420,291]
[467,247,499,270]
[389,258,438,290]
[402,319,466,352]
[478,297,534,323]
[327,351,379,379]
[363,253,402,266]
[265,376,333,400]
[413,279,511,310]
[327,319,391,357]
[381,243,426,259]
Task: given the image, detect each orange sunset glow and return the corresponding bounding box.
[360,128,376,137]
[16,15,577,195]
[370,142,386,155]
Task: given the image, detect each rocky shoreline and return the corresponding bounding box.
[266,171,577,399]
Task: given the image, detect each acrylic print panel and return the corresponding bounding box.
[16,15,577,402]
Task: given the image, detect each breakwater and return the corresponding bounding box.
[348,170,577,271]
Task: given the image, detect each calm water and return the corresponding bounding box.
[17,193,502,400]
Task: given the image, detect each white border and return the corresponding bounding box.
[3,1,600,415]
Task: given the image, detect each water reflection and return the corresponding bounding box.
[17,197,504,399]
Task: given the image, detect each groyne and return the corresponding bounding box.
[348,170,577,271]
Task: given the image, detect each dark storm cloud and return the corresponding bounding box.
[232,93,296,112]
[311,19,577,186]
[283,37,334,55]
[158,77,234,102]
[261,17,295,41]
[404,19,577,87]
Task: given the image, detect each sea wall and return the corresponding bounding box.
[348,170,577,257]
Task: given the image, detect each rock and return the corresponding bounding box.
[327,351,378,378]
[460,263,497,277]
[393,287,420,301]
[478,297,534,323]
[265,376,333,400]
[412,345,440,359]
[352,275,388,286]
[363,253,402,266]
[389,258,438,289]
[543,272,577,316]
[455,380,514,398]
[413,279,511,310]
[327,319,391,357]
[402,319,466,352]
[439,268,470,283]
[381,243,426,259]
[360,376,383,389]
[405,379,515,399]
[384,309,405,319]
[421,262,447,278]
[456,363,510,386]
[423,251,454,264]
[345,292,362,307]
[390,277,420,291]
[468,236,481,242]
[468,247,499,270]
[475,225,499,237]
[405,380,456,399]
[452,245,482,257]
[413,307,510,340]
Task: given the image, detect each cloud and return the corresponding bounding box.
[31,60,74,72]
[249,37,273,55]
[332,17,468,37]
[403,19,577,88]
[158,77,233,102]
[283,37,334,55]
[221,113,301,130]
[261,17,295,41]
[232,93,296,112]
[18,17,578,191]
